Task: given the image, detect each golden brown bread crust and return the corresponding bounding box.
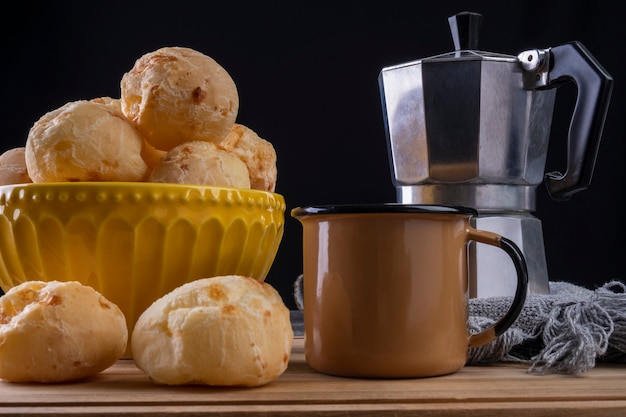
[0,281,128,382]
[90,96,123,111]
[120,46,239,151]
[148,141,251,188]
[131,275,293,387]
[222,123,277,192]
[0,147,32,185]
[24,99,149,182]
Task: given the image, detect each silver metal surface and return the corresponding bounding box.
[379,55,557,197]
[378,36,557,297]
[379,12,610,299]
[397,184,536,212]
[469,215,549,298]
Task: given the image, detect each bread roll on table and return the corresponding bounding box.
[0,281,128,383]
[131,275,293,387]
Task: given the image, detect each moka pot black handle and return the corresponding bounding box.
[543,41,613,200]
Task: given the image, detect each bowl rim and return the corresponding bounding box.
[0,182,286,211]
[0,182,285,200]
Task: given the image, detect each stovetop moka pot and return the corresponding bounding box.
[378,12,613,297]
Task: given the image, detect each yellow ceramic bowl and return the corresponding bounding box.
[0,182,285,356]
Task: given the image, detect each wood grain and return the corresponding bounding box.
[1,337,625,416]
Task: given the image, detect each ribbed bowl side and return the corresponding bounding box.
[0,183,286,357]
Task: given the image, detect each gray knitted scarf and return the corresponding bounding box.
[468,280,626,375]
[293,277,626,375]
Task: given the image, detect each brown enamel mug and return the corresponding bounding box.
[291,204,528,378]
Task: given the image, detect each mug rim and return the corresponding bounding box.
[291,203,478,217]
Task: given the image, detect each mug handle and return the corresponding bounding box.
[465,228,529,348]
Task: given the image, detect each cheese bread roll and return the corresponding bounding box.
[0,281,127,382]
[121,46,239,151]
[0,147,32,185]
[222,124,277,192]
[148,141,250,188]
[132,275,293,387]
[25,99,149,182]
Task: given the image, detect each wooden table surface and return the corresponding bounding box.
[1,337,625,416]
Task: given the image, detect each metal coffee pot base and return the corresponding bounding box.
[469,214,550,298]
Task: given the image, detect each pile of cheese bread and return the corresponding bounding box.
[0,46,277,191]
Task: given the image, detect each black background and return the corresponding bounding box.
[2,1,624,309]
